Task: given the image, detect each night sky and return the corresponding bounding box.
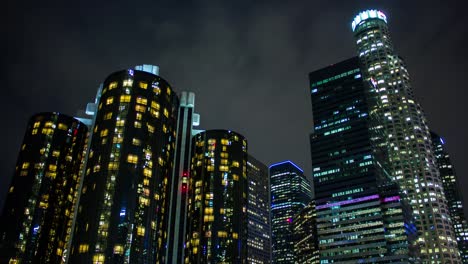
[2,1,467,211]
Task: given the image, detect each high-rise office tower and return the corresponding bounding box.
[309,57,416,262]
[0,113,88,263]
[269,161,312,264]
[352,10,460,261]
[293,201,319,264]
[69,68,179,263]
[185,130,248,263]
[166,91,200,263]
[431,132,468,262]
[247,154,271,264]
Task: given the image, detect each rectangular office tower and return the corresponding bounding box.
[309,57,416,262]
[247,155,272,263]
[270,161,312,264]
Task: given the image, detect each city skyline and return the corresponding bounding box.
[2,1,467,214]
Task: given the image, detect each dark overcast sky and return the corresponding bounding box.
[2,0,467,211]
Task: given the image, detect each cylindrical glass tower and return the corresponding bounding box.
[352,10,461,262]
[185,130,248,263]
[0,113,88,263]
[69,68,179,263]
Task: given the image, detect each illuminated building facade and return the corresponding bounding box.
[431,132,468,262]
[352,10,460,262]
[270,161,312,264]
[247,154,271,263]
[309,57,415,262]
[0,113,88,263]
[69,68,179,263]
[166,91,200,263]
[293,201,319,264]
[185,130,248,263]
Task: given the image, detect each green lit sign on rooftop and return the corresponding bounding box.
[352,10,387,32]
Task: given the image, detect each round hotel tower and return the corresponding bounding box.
[352,10,461,262]
[185,130,248,263]
[69,68,179,263]
[0,113,88,263]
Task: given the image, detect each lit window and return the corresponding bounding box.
[143,168,152,177]
[218,231,227,238]
[49,164,57,172]
[232,161,240,167]
[150,109,159,118]
[114,245,124,255]
[52,150,60,157]
[78,244,89,253]
[132,138,141,146]
[22,162,30,169]
[109,81,118,90]
[147,123,155,133]
[127,154,138,164]
[92,254,105,263]
[123,79,133,87]
[100,129,108,137]
[106,97,114,105]
[163,108,169,118]
[219,166,228,172]
[104,112,112,120]
[58,123,68,130]
[137,226,145,236]
[151,101,160,110]
[167,87,171,95]
[136,113,142,120]
[108,162,119,170]
[135,105,146,113]
[33,121,41,128]
[221,139,229,145]
[134,121,142,128]
[136,97,147,105]
[116,120,125,127]
[120,95,131,103]
[139,82,148,89]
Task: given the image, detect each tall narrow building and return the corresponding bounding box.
[269,161,312,264]
[247,154,271,264]
[309,57,416,262]
[166,91,200,263]
[0,113,88,263]
[185,130,248,263]
[352,10,460,262]
[293,201,319,264]
[431,132,468,262]
[69,68,179,263]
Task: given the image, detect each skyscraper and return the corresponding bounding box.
[0,113,88,263]
[247,154,271,264]
[293,201,319,264]
[309,57,415,262]
[69,68,179,263]
[185,130,248,263]
[352,10,460,262]
[269,161,312,264]
[431,132,468,262]
[166,91,200,263]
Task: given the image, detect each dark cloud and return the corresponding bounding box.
[2,1,467,214]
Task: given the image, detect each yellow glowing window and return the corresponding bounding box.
[49,164,57,172]
[151,101,160,110]
[135,105,146,113]
[106,97,114,105]
[93,165,100,172]
[22,162,30,169]
[134,121,142,128]
[113,136,123,143]
[113,244,124,255]
[204,208,214,214]
[232,232,238,239]
[98,102,102,110]
[233,174,239,181]
[33,121,41,128]
[127,154,138,164]
[220,159,228,165]
[140,197,149,206]
[162,124,167,133]
[143,168,152,177]
[167,87,171,95]
[58,123,68,130]
[136,113,142,120]
[123,79,133,87]
[93,254,105,263]
[116,120,125,127]
[234,135,239,141]
[153,86,161,94]
[42,128,54,135]
[9,186,14,193]
[163,108,169,118]
[232,161,240,167]
[120,95,131,103]
[207,165,214,172]
[104,112,112,120]
[143,178,150,186]
[45,121,54,127]
[108,162,119,170]
[32,129,38,135]
[100,129,108,137]
[203,215,214,222]
[147,124,155,133]
[219,166,228,172]
[137,226,145,236]
[52,150,60,157]
[158,157,164,166]
[56,248,63,256]
[218,231,227,238]
[132,138,141,146]
[150,109,159,118]
[221,139,229,145]
[139,81,148,89]
[195,181,202,187]
[109,81,118,90]
[136,97,147,105]
[78,244,89,253]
